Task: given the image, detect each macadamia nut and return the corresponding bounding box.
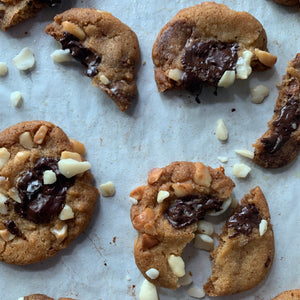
[157,190,170,203]
[13,47,35,71]
[58,158,91,178]
[43,170,57,185]
[250,84,269,104]
[0,147,10,169]
[10,91,23,107]
[0,62,8,76]
[99,181,115,197]
[259,219,268,236]
[194,234,214,251]
[236,50,253,79]
[235,149,254,159]
[233,163,251,178]
[19,132,34,149]
[59,204,74,220]
[168,255,185,277]
[218,70,235,88]
[51,49,73,63]
[187,285,205,298]
[145,268,160,280]
[216,119,228,141]
[139,279,158,300]
[197,220,214,236]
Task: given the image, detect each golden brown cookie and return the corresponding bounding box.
[0,121,98,264]
[152,2,277,93]
[20,294,76,300]
[130,161,235,289]
[272,289,300,299]
[273,0,299,5]
[0,0,60,31]
[45,8,140,112]
[204,186,274,296]
[253,54,300,168]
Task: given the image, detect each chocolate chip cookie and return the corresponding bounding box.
[0,121,98,264]
[20,294,76,300]
[0,0,60,31]
[45,8,140,112]
[273,0,299,5]
[130,161,235,289]
[152,2,277,93]
[253,54,300,168]
[204,186,274,296]
[272,290,300,299]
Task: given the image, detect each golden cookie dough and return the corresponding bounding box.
[0,121,98,264]
[204,186,274,296]
[253,54,300,168]
[272,289,300,299]
[45,8,140,112]
[152,2,277,93]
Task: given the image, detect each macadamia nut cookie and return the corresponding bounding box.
[272,289,300,299]
[152,2,277,93]
[253,54,300,168]
[204,186,274,296]
[0,0,60,31]
[20,294,76,300]
[0,121,98,264]
[130,161,235,289]
[45,8,140,112]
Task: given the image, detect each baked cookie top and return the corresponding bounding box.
[0,121,98,265]
[130,161,235,289]
[204,186,274,296]
[253,54,300,168]
[20,294,76,300]
[272,289,300,299]
[152,2,277,93]
[0,0,60,31]
[45,8,140,112]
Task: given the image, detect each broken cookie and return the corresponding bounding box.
[272,289,300,299]
[45,8,140,112]
[19,294,76,300]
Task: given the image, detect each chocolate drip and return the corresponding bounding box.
[59,32,101,77]
[165,195,223,229]
[3,220,22,237]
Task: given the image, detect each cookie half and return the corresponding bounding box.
[272,290,300,299]
[45,8,140,112]
[152,2,277,93]
[130,161,235,289]
[253,54,300,168]
[20,294,76,300]
[0,121,98,264]
[0,0,60,31]
[204,186,274,296]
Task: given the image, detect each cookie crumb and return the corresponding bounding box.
[99,181,115,197]
[235,149,254,159]
[216,119,228,141]
[0,62,8,76]
[139,279,158,300]
[250,84,269,104]
[233,163,251,178]
[187,285,205,298]
[13,47,35,71]
[10,91,23,107]
[51,49,73,63]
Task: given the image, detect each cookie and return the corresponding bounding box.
[0,121,98,264]
[0,0,60,31]
[273,0,299,5]
[130,161,235,289]
[272,290,300,299]
[253,54,300,168]
[20,294,76,300]
[45,8,140,112]
[204,186,274,296]
[152,2,277,93]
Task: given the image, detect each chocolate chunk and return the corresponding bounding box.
[181,40,239,90]
[59,32,101,77]
[3,220,22,237]
[165,195,223,229]
[15,157,74,224]
[227,204,262,237]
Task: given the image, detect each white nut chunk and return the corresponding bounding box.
[235,149,254,159]
[157,190,169,203]
[0,193,8,214]
[60,151,82,161]
[0,147,10,169]
[216,119,228,141]
[250,84,269,104]
[19,132,34,149]
[217,156,228,163]
[0,62,8,76]
[197,220,214,236]
[236,50,253,79]
[13,47,35,71]
[168,254,185,277]
[178,272,193,286]
[145,268,160,280]
[233,163,251,178]
[58,158,91,178]
[187,285,205,299]
[194,234,214,251]
[51,224,68,241]
[43,170,57,185]
[218,70,235,88]
[99,181,115,197]
[207,197,232,216]
[129,197,138,205]
[255,49,277,68]
[59,204,74,220]
[10,91,23,107]
[167,68,183,82]
[259,219,268,236]
[51,49,73,63]
[62,21,86,40]
[139,279,158,300]
[0,229,15,241]
[100,74,110,85]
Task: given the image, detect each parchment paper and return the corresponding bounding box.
[0,0,299,299]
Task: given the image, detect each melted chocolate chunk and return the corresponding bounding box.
[4,220,22,237]
[181,40,239,90]
[165,195,223,229]
[59,32,101,77]
[227,204,262,237]
[15,157,74,224]
[261,96,300,153]
[38,0,61,6]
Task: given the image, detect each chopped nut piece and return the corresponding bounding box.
[166,68,183,82]
[259,219,268,236]
[178,273,193,286]
[235,149,254,159]
[10,91,23,107]
[250,84,269,104]
[218,70,235,88]
[69,138,86,155]
[62,21,86,40]
[19,132,34,149]
[187,285,205,299]
[194,234,214,251]
[50,224,68,241]
[60,151,82,161]
[59,204,74,220]
[8,188,21,203]
[0,147,10,169]
[145,268,160,280]
[207,197,232,216]
[51,49,73,63]
[100,74,110,85]
[13,151,30,165]
[129,197,138,205]
[157,190,169,203]
[0,62,8,76]
[0,193,8,214]
[217,156,228,163]
[197,220,214,236]
[132,208,154,231]
[168,254,185,277]
[255,49,277,67]
[236,50,253,79]
[99,181,115,197]
[139,279,158,300]
[58,158,91,178]
[43,170,57,185]
[13,47,35,71]
[216,119,228,141]
[148,168,163,184]
[172,182,193,197]
[33,125,48,144]
[233,163,251,178]
[0,229,15,241]
[193,162,212,187]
